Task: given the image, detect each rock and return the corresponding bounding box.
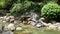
[7,23,15,31]
[48,25,57,29]
[38,18,45,23]
[14,20,20,24]
[27,18,31,21]
[3,16,7,21]
[53,23,60,27]
[47,23,52,26]
[0,30,2,33]
[2,21,6,24]
[23,21,27,24]
[40,18,45,20]
[2,31,14,34]
[36,23,42,27]
[0,23,3,31]
[30,21,36,26]
[16,27,22,31]
[4,26,10,31]
[30,12,39,22]
[2,21,6,23]
[0,17,3,20]
[58,26,60,30]
[27,21,31,24]
[10,19,14,22]
[9,16,14,19]
[38,18,49,27]
[6,17,10,22]
[14,21,17,24]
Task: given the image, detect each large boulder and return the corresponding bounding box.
[4,26,10,31]
[7,23,15,31]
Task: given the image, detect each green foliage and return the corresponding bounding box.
[0,0,17,9]
[24,1,31,8]
[6,13,11,16]
[41,3,60,19]
[0,0,59,17]
[10,3,22,13]
[31,2,44,16]
[0,0,6,8]
[10,1,32,15]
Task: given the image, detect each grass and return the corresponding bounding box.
[14,23,60,34]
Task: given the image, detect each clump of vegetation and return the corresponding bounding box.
[41,2,60,20]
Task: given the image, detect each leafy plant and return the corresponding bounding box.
[41,2,60,20]
[0,0,6,8]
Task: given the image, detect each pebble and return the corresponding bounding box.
[16,27,22,31]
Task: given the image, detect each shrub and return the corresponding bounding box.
[6,13,11,16]
[27,2,44,16]
[10,1,32,15]
[10,3,22,14]
[41,3,60,20]
[0,0,6,8]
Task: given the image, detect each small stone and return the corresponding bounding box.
[23,21,27,24]
[27,18,31,21]
[16,27,22,31]
[30,21,36,26]
[9,16,14,19]
[58,26,60,30]
[6,17,10,22]
[27,21,32,24]
[10,19,14,22]
[47,23,52,26]
[14,21,17,24]
[36,23,42,28]
[2,21,6,23]
[0,17,3,19]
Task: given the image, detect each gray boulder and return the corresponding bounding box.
[7,23,15,31]
[30,21,36,26]
[36,23,44,27]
